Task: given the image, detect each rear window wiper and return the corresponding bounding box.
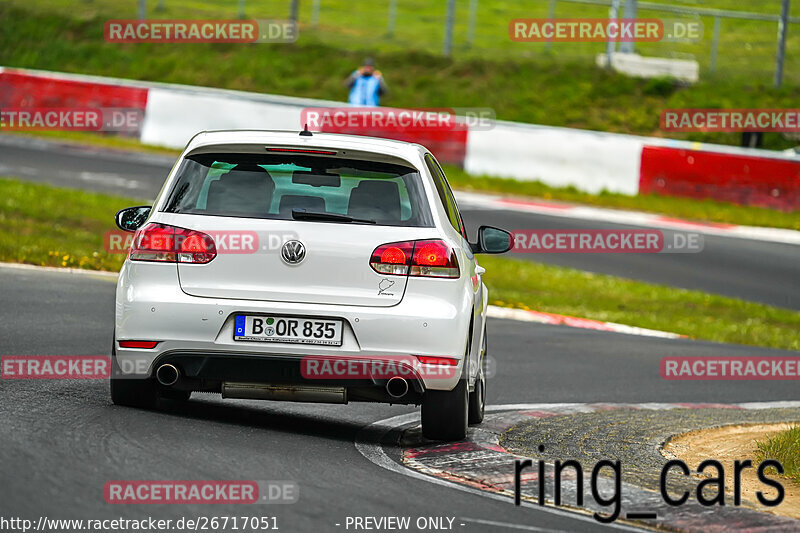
[291,209,376,224]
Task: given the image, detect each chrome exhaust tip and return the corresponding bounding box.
[156,364,179,386]
[386,377,409,399]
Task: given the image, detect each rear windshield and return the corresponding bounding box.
[162,152,433,227]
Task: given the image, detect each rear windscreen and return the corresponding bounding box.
[162,152,433,227]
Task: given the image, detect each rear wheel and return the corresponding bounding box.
[468,366,485,425]
[109,342,160,409]
[468,331,487,425]
[421,378,469,441]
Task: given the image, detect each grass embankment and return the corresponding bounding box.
[1,177,798,351]
[757,426,800,485]
[2,1,800,150]
[0,178,135,271]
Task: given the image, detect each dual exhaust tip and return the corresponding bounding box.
[157,363,410,399]
[156,364,180,386]
[386,376,409,398]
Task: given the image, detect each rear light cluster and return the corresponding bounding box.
[119,340,159,349]
[130,223,217,264]
[370,239,459,279]
[417,356,458,366]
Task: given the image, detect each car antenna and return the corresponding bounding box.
[299,123,313,136]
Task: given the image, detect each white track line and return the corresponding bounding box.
[0,261,118,279]
[487,306,683,339]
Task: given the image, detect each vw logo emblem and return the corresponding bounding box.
[281,240,306,265]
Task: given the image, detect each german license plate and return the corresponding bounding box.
[234,315,343,346]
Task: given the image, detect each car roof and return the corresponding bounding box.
[185,130,429,160]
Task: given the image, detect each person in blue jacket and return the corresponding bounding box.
[345,58,387,106]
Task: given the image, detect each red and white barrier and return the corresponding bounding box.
[1,66,798,209]
[640,145,800,211]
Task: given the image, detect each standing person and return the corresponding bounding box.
[345,58,387,106]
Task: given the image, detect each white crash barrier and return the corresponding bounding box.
[464,121,645,195]
[596,53,699,83]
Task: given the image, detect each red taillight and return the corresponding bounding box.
[380,246,408,264]
[370,241,414,275]
[410,239,459,278]
[130,223,217,264]
[414,241,450,267]
[417,356,458,366]
[369,239,459,279]
[119,340,159,349]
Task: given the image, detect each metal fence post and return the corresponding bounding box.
[156,0,164,11]
[290,0,300,23]
[606,0,620,69]
[545,0,556,51]
[238,0,245,19]
[619,0,637,54]
[312,0,320,27]
[710,16,720,74]
[387,0,397,37]
[775,0,790,88]
[467,0,478,47]
[138,0,146,20]
[443,0,456,56]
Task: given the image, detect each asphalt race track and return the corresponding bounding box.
[1,134,799,531]
[2,265,799,532]
[1,134,797,310]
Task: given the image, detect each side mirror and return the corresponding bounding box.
[472,226,512,254]
[115,206,151,232]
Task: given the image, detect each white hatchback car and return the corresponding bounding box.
[112,130,510,441]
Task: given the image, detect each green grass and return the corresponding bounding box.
[0,177,137,271]
[757,425,800,484]
[8,0,800,75]
[1,176,797,351]
[479,255,800,351]
[2,1,800,150]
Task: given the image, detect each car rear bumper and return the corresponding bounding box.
[129,351,434,404]
[115,262,470,392]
